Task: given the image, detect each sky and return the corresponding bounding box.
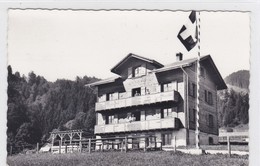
[8,10,250,82]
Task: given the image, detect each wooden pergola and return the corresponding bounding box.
[49,130,163,154]
[49,129,92,153]
[50,130,83,145]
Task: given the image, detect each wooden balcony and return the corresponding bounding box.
[95,118,179,134]
[96,90,179,111]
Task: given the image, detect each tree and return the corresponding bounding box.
[7,66,100,153]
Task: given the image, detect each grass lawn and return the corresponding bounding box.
[7,151,248,166]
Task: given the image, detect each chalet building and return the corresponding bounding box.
[88,53,226,148]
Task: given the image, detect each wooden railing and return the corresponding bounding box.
[95,118,179,134]
[96,90,179,111]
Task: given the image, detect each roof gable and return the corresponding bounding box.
[155,55,227,90]
[87,54,226,90]
[111,53,164,75]
[200,55,227,90]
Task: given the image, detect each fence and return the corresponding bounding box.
[8,135,248,156]
[8,143,40,156]
[50,135,163,154]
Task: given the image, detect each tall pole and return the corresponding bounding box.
[195,11,201,149]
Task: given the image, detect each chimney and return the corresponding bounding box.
[176,52,183,61]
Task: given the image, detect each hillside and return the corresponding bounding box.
[7,65,99,154]
[217,70,249,128]
[224,70,249,90]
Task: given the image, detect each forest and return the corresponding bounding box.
[7,65,99,154]
[7,66,249,154]
[217,70,249,127]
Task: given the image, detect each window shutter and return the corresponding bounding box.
[208,92,213,105]
[160,109,164,118]
[172,81,177,91]
[141,111,146,121]
[102,115,106,125]
[128,67,133,78]
[141,87,146,95]
[160,84,164,92]
[141,64,146,76]
[206,114,209,126]
[114,114,118,124]
[204,90,208,103]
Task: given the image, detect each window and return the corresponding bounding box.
[145,109,157,120]
[208,114,214,128]
[106,93,113,101]
[146,136,155,147]
[204,90,213,105]
[126,112,140,122]
[132,88,141,97]
[209,137,214,145]
[200,67,205,78]
[208,92,213,105]
[204,90,207,103]
[118,113,128,124]
[132,65,146,77]
[161,83,173,92]
[106,93,117,101]
[162,133,172,145]
[132,138,140,149]
[106,115,114,124]
[189,82,196,97]
[161,108,172,118]
[133,66,140,77]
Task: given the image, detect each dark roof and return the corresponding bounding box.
[155,55,227,90]
[154,56,200,73]
[86,54,227,90]
[111,53,164,75]
[85,76,121,86]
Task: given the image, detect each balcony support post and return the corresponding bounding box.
[144,138,147,152]
[125,136,128,153]
[173,136,176,152]
[154,136,157,149]
[101,142,104,152]
[121,141,123,152]
[88,138,91,153]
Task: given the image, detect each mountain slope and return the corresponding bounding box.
[217,70,249,128]
[224,70,249,90]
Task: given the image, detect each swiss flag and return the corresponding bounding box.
[177,11,198,51]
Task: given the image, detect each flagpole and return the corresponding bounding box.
[195,11,201,149]
[177,11,201,149]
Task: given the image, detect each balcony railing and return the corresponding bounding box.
[95,118,179,134]
[96,90,179,111]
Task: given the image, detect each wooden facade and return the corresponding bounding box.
[88,53,226,148]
